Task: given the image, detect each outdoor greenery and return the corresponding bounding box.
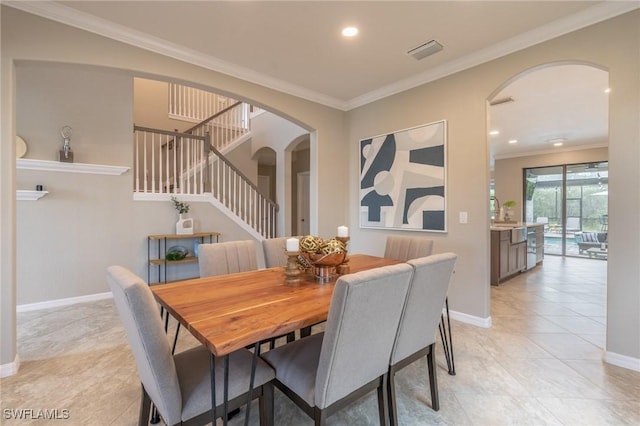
[531,184,607,232]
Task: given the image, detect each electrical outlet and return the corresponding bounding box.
[459,211,468,224]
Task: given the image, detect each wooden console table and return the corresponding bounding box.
[147,231,220,284]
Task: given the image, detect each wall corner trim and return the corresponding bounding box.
[604,350,640,372]
[448,309,492,328]
[1,355,21,378]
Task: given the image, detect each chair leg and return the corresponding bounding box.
[438,297,456,375]
[150,405,160,424]
[258,382,274,426]
[444,298,455,375]
[426,344,439,411]
[387,368,399,426]
[313,407,327,426]
[139,385,151,426]
[377,374,390,426]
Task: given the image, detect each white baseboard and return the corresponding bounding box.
[605,350,640,372]
[446,309,492,328]
[16,292,113,313]
[1,354,20,378]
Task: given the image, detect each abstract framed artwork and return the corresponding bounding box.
[359,120,447,232]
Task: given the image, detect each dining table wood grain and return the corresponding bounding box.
[151,254,401,356]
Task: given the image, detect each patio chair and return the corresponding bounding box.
[535,217,549,231]
[566,217,581,233]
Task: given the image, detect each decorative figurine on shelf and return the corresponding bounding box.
[171,196,194,235]
[58,125,74,163]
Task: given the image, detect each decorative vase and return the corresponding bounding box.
[503,207,515,222]
[176,213,194,235]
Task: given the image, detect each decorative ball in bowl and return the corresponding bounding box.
[305,251,347,267]
[298,236,347,278]
[166,245,189,261]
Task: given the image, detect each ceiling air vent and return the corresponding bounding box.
[407,40,443,60]
[490,97,515,106]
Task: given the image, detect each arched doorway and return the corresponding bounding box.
[489,63,609,259]
[487,63,609,330]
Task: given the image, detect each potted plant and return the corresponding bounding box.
[171,196,190,215]
[502,200,516,222]
[171,197,194,234]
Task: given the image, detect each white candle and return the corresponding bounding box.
[286,237,299,252]
[337,226,349,237]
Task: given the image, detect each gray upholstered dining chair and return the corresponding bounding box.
[384,235,434,261]
[198,240,259,277]
[107,266,275,426]
[262,236,291,268]
[261,237,300,347]
[387,253,457,425]
[383,235,456,375]
[261,263,414,426]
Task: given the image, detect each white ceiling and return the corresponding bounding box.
[490,64,609,161]
[8,1,638,159]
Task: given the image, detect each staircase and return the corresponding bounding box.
[133,85,278,239]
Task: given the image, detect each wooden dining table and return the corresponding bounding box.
[151,253,401,425]
[151,254,400,356]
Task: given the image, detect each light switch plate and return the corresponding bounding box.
[459,211,468,224]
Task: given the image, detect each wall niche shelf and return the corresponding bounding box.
[16,158,129,175]
[17,190,49,201]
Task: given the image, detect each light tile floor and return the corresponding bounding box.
[1,256,639,425]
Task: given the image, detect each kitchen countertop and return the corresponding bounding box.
[490,222,544,231]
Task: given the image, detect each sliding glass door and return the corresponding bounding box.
[524,162,608,258]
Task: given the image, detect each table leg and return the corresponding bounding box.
[223,355,229,426]
[171,323,181,354]
[244,342,260,426]
[210,354,217,425]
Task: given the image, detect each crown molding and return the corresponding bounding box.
[4,1,348,110]
[5,1,639,112]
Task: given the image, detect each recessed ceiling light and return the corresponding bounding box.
[489,130,499,136]
[342,27,358,37]
[553,142,563,147]
[604,88,611,93]
[508,139,518,144]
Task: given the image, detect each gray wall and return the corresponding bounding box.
[1,6,638,370]
[14,64,258,304]
[133,78,192,132]
[348,11,639,363]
